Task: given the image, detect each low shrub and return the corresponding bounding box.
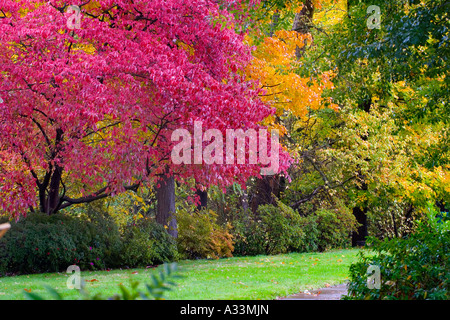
[344,206,449,300]
[297,214,320,252]
[257,200,305,254]
[231,200,306,256]
[120,218,179,267]
[0,203,179,275]
[0,208,122,275]
[231,199,355,256]
[231,213,267,256]
[176,205,234,259]
[312,207,356,251]
[0,213,78,274]
[78,205,123,270]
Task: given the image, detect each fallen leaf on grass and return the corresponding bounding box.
[131,271,139,274]
[85,279,99,282]
[269,279,279,284]
[24,288,31,292]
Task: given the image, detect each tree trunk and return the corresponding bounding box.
[351,99,371,247]
[249,0,316,213]
[195,189,208,211]
[42,128,64,215]
[250,175,280,213]
[240,187,249,215]
[292,0,314,58]
[156,174,177,238]
[292,0,314,33]
[268,11,280,37]
[352,205,368,246]
[47,165,63,215]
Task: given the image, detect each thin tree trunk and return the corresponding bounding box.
[250,0,316,213]
[268,11,280,37]
[44,128,64,215]
[351,99,371,246]
[195,189,208,211]
[156,174,177,238]
[47,165,63,215]
[240,187,249,215]
[352,205,368,246]
[292,0,314,58]
[250,175,279,213]
[391,210,399,238]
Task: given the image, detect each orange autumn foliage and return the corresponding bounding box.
[245,17,338,133]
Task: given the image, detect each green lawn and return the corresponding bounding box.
[0,248,362,300]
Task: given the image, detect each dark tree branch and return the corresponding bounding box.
[59,183,141,209]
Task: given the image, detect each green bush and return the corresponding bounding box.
[175,205,234,259]
[231,213,267,256]
[78,205,123,270]
[257,200,305,254]
[297,214,320,252]
[0,213,77,274]
[312,207,356,251]
[0,203,179,275]
[230,199,354,256]
[344,206,449,300]
[231,200,306,256]
[0,209,122,275]
[120,218,179,267]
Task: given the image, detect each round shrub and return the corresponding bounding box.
[120,218,179,267]
[0,211,122,275]
[231,216,267,256]
[257,200,305,254]
[176,206,234,259]
[0,213,78,274]
[231,200,306,256]
[312,207,356,251]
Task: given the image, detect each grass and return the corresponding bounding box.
[0,248,362,300]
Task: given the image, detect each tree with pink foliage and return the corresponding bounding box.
[0,0,290,225]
